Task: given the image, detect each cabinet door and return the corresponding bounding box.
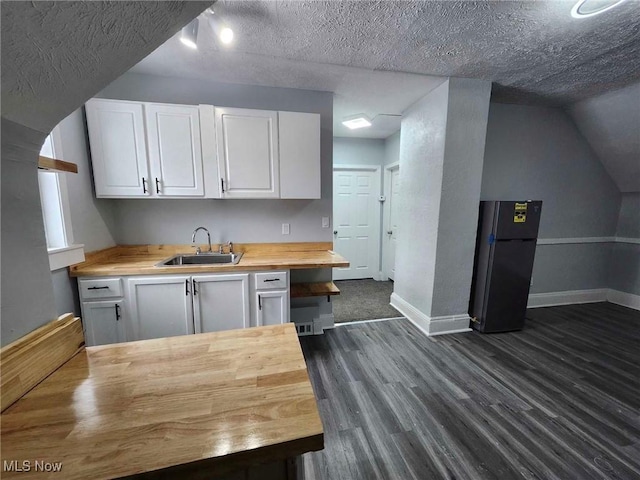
[85,99,150,198]
[82,300,126,346]
[193,274,250,333]
[146,103,204,197]
[279,111,321,199]
[215,107,280,198]
[256,290,289,327]
[127,276,194,341]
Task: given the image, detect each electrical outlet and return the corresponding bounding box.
[282,223,290,235]
[322,217,330,228]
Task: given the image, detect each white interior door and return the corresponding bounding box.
[384,165,401,280]
[333,167,381,280]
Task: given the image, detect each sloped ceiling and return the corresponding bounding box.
[568,83,640,193]
[1,1,212,133]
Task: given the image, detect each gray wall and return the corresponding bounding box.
[60,109,117,252]
[333,137,385,166]
[609,193,640,296]
[394,78,492,323]
[384,131,401,166]
[49,109,119,317]
[395,81,450,316]
[97,73,333,245]
[482,103,621,294]
[1,119,57,346]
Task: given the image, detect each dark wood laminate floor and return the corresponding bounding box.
[300,302,640,480]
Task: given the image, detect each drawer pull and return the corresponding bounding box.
[263,278,281,282]
[87,286,109,290]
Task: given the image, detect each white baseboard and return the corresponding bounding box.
[607,289,640,311]
[527,289,608,308]
[526,288,640,311]
[390,293,472,336]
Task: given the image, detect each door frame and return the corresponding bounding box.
[382,162,400,281]
[332,165,382,281]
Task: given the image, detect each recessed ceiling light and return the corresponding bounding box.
[219,27,234,45]
[342,115,372,130]
[180,19,199,49]
[571,0,627,18]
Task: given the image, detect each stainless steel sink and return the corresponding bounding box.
[156,252,243,267]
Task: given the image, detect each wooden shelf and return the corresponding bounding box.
[38,155,78,174]
[291,282,340,300]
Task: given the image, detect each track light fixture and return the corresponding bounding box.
[207,8,234,45]
[180,19,199,49]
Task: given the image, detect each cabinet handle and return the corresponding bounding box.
[333,230,338,235]
[185,279,190,296]
[221,178,225,193]
[193,279,198,296]
[263,278,280,282]
[114,304,121,321]
[258,294,262,310]
[88,286,109,290]
[155,177,161,194]
[142,177,148,194]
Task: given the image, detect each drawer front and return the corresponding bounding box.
[254,271,288,290]
[79,278,123,300]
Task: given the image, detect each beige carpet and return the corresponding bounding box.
[333,279,402,323]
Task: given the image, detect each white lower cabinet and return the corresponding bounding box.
[256,290,289,327]
[253,271,290,327]
[79,270,290,345]
[127,275,194,341]
[82,300,126,346]
[193,274,250,333]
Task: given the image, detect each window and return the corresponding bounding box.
[39,127,84,270]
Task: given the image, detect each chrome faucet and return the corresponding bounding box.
[191,227,212,255]
[219,241,233,254]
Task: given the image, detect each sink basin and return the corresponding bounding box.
[157,252,243,267]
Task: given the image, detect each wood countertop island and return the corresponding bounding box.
[70,242,349,277]
[1,324,323,479]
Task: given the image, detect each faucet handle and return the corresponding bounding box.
[228,241,233,254]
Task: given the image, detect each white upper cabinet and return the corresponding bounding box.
[85,99,150,197]
[86,99,204,198]
[145,103,204,197]
[215,107,280,198]
[279,111,321,199]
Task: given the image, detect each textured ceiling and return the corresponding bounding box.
[1,1,212,133]
[133,0,640,106]
[568,82,640,193]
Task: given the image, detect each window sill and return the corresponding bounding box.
[48,244,85,271]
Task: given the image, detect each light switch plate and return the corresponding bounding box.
[282,223,290,235]
[322,217,330,228]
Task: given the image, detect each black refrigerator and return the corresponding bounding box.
[469,200,543,333]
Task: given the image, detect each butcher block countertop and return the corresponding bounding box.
[1,324,324,479]
[70,242,349,277]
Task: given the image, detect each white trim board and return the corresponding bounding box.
[606,290,640,310]
[390,293,472,336]
[334,316,405,327]
[537,237,640,245]
[527,289,607,308]
[527,288,640,311]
